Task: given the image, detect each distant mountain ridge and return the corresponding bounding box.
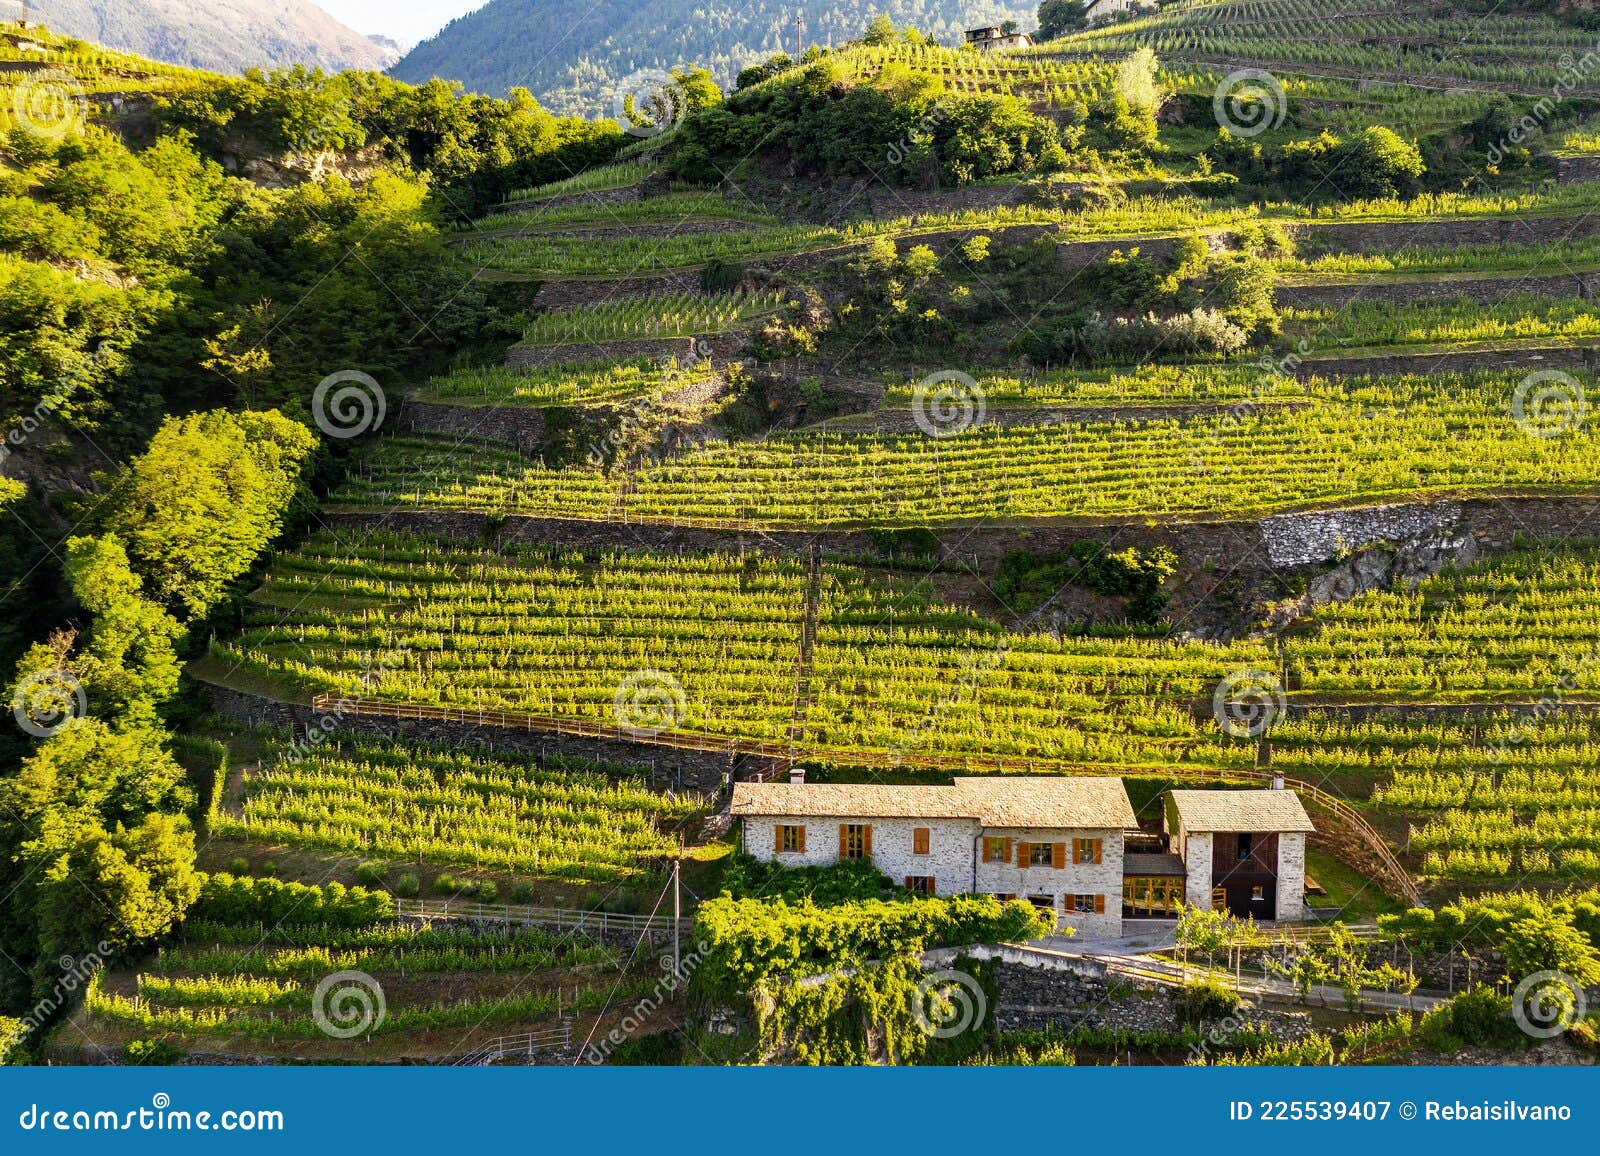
[392,0,1034,115]
[27,0,398,74]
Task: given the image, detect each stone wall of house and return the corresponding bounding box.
[1276,832,1307,921]
[203,683,746,792]
[741,815,980,891]
[1184,832,1213,910]
[975,828,1126,938]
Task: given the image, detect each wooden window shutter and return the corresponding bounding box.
[1093,838,1103,865]
[1094,894,1105,914]
[798,826,806,853]
[914,827,929,855]
[863,825,873,857]
[839,824,847,858]
[774,825,784,855]
[1003,837,1013,863]
[1015,840,1029,866]
[1052,842,1066,869]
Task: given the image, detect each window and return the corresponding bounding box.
[1251,884,1265,900]
[1073,893,1097,914]
[776,824,804,854]
[1073,837,1103,865]
[1028,894,1056,911]
[1029,842,1054,866]
[1211,886,1228,909]
[982,836,1011,863]
[1237,833,1253,862]
[913,827,930,855]
[905,875,936,895]
[1121,877,1184,917]
[839,823,871,860]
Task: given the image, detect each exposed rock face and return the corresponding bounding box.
[1266,531,1478,632]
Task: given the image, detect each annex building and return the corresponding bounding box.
[731,777,1314,936]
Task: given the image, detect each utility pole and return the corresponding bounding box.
[671,858,681,978]
[795,12,803,62]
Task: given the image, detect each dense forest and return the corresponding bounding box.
[393,0,1035,111]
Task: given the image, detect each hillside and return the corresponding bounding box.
[392,0,1033,111]
[27,0,398,74]
[12,2,1600,1070]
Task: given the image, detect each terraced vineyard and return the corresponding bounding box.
[214,739,705,880]
[336,371,1600,528]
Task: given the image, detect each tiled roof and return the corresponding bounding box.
[729,776,1137,830]
[1124,853,1187,877]
[1168,789,1314,833]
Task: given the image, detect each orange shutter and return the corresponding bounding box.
[914,827,930,855]
[928,876,936,894]
[1015,840,1029,866]
[1094,894,1105,914]
[797,826,806,853]
[1003,837,1013,863]
[774,825,784,855]
[1052,842,1066,869]
[839,824,847,858]
[863,825,873,857]
[1093,838,1103,865]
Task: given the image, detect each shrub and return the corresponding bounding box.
[123,1039,183,1066]
[433,873,461,895]
[510,882,534,903]
[188,874,394,928]
[1175,978,1243,1026]
[354,861,386,887]
[228,858,250,876]
[475,880,499,903]
[393,872,420,899]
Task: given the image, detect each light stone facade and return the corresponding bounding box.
[738,816,1126,937]
[1275,832,1307,921]
[1181,831,1214,911]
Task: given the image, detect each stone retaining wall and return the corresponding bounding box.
[204,684,745,792]
[1301,343,1599,380]
[1276,270,1599,309]
[322,493,1600,576]
[402,399,548,454]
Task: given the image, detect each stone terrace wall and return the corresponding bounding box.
[402,399,547,454]
[1301,342,1599,380]
[1276,270,1600,310]
[534,270,704,311]
[1290,212,1600,254]
[324,494,1600,575]
[205,684,743,793]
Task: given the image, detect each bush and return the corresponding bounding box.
[433,873,461,895]
[722,853,897,905]
[228,857,250,876]
[354,861,386,887]
[509,882,534,903]
[475,880,499,903]
[393,872,420,899]
[1420,987,1525,1051]
[123,1039,183,1066]
[1175,978,1243,1026]
[188,874,394,928]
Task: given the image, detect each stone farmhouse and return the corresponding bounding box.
[963,26,1035,52]
[731,777,1314,937]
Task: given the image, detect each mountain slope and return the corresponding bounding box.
[29,0,397,74]
[392,0,1033,113]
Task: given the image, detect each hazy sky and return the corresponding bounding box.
[315,0,491,48]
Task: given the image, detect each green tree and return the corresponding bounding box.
[1501,910,1600,984]
[1037,0,1090,41]
[93,410,317,619]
